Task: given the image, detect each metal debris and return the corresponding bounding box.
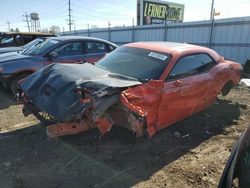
[174,131,181,138]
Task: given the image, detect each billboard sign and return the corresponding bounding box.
[137,0,184,25]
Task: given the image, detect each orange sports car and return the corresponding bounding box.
[20,42,243,138]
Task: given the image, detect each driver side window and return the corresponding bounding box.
[168,53,216,80]
[52,42,83,57]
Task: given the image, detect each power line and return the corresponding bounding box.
[72,3,109,16]
[72,8,133,20]
[42,15,68,19]
[39,1,67,15]
[40,9,67,17]
[41,12,68,19]
[72,2,135,17]
[39,3,68,16]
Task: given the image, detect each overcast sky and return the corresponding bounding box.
[0,0,249,32]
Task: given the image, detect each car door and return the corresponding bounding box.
[156,53,216,130]
[84,41,109,64]
[48,41,85,64]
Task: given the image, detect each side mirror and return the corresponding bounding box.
[47,51,58,59]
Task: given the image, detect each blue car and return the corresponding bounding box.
[0,38,46,54]
[0,36,118,94]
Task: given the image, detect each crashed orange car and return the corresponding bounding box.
[19,42,243,138]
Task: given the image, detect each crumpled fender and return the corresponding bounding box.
[120,80,163,138]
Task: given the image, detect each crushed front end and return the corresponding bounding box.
[20,63,150,137]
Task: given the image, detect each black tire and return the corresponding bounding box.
[10,73,31,96]
[221,81,233,96]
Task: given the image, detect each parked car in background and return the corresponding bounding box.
[19,42,243,138]
[0,32,54,48]
[0,38,46,54]
[0,36,118,94]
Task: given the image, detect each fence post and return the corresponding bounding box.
[87,24,90,37]
[164,20,167,41]
[132,25,135,42]
[108,22,111,41]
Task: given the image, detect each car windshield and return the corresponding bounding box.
[23,38,44,49]
[0,36,13,44]
[21,39,59,56]
[96,46,170,80]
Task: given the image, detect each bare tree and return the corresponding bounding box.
[90,25,99,29]
[41,28,49,33]
[49,25,61,34]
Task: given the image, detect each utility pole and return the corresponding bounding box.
[23,12,30,32]
[210,0,215,20]
[209,8,215,48]
[7,20,11,31]
[68,0,73,31]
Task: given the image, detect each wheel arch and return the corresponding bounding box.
[221,80,234,96]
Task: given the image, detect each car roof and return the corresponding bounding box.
[125,42,212,54]
[0,32,54,36]
[50,36,118,46]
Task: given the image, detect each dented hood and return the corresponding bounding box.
[21,63,142,121]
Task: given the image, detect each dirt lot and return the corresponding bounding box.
[0,84,249,188]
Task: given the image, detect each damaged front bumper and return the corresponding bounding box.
[20,63,162,138]
[21,80,163,139]
[21,90,117,137]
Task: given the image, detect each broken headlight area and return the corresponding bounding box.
[19,63,147,138]
[22,86,124,137]
[22,99,56,125]
[21,79,163,138]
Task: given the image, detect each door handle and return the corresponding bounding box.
[173,80,182,87]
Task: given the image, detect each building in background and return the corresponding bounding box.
[137,0,184,25]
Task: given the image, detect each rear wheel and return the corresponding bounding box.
[10,73,31,96]
[221,81,233,96]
